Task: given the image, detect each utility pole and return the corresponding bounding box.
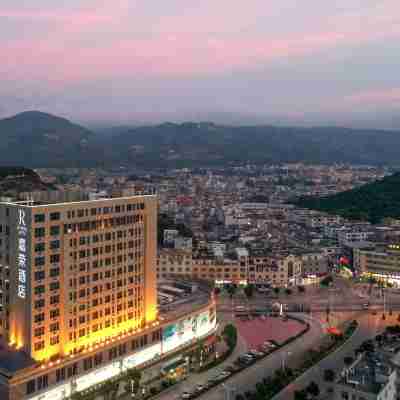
[223,383,236,400]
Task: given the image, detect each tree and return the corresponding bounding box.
[344,356,354,366]
[307,381,320,398]
[227,284,237,298]
[323,368,336,382]
[294,390,308,400]
[297,286,305,293]
[244,284,255,298]
[102,380,119,400]
[273,287,280,295]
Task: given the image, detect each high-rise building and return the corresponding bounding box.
[0,195,157,362]
[0,195,217,400]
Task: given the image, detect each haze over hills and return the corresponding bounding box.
[1,111,400,168]
[0,111,102,167]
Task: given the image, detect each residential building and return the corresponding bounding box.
[334,353,397,400]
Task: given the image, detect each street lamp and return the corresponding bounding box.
[223,383,236,400]
[281,351,291,371]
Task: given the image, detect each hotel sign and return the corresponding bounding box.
[17,209,28,299]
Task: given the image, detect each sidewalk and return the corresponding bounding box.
[154,324,248,400]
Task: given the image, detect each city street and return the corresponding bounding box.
[217,276,400,313]
[272,311,398,400]
[196,314,325,400]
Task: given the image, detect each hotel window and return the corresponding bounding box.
[26,380,36,395]
[50,294,60,304]
[34,285,45,295]
[50,336,59,345]
[34,341,45,351]
[56,367,66,382]
[50,212,61,221]
[50,226,60,236]
[109,347,118,360]
[34,214,46,223]
[35,257,45,267]
[49,281,60,291]
[50,240,60,250]
[50,268,60,278]
[50,309,60,318]
[34,299,45,309]
[50,322,59,332]
[34,327,45,337]
[94,353,103,366]
[67,363,78,378]
[34,313,45,323]
[34,271,45,281]
[35,242,45,252]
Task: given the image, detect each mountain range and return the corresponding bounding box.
[1,111,400,168]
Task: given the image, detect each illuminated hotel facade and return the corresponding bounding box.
[0,196,216,400]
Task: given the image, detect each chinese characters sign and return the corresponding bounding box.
[17,209,28,299]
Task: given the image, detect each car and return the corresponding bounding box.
[181,392,192,399]
[249,349,264,357]
[195,385,205,392]
[238,355,254,365]
[208,374,220,382]
[224,365,237,373]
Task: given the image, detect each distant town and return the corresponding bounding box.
[2,163,400,400]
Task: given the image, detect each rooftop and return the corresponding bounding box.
[0,193,156,208]
[0,346,36,377]
[338,353,393,395]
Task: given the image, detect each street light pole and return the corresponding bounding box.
[223,383,235,400]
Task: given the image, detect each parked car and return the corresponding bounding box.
[195,385,205,392]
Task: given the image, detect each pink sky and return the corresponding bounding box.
[1,0,400,124]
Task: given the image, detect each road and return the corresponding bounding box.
[217,276,400,313]
[154,277,398,400]
[195,314,326,400]
[272,311,398,400]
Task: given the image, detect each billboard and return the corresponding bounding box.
[162,308,216,353]
[122,343,162,370]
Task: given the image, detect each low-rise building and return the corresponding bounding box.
[356,244,400,286]
[156,248,302,287]
[334,353,397,400]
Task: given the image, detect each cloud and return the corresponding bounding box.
[345,88,400,106]
[2,0,400,122]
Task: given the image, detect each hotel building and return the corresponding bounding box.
[356,244,400,286]
[0,195,216,400]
